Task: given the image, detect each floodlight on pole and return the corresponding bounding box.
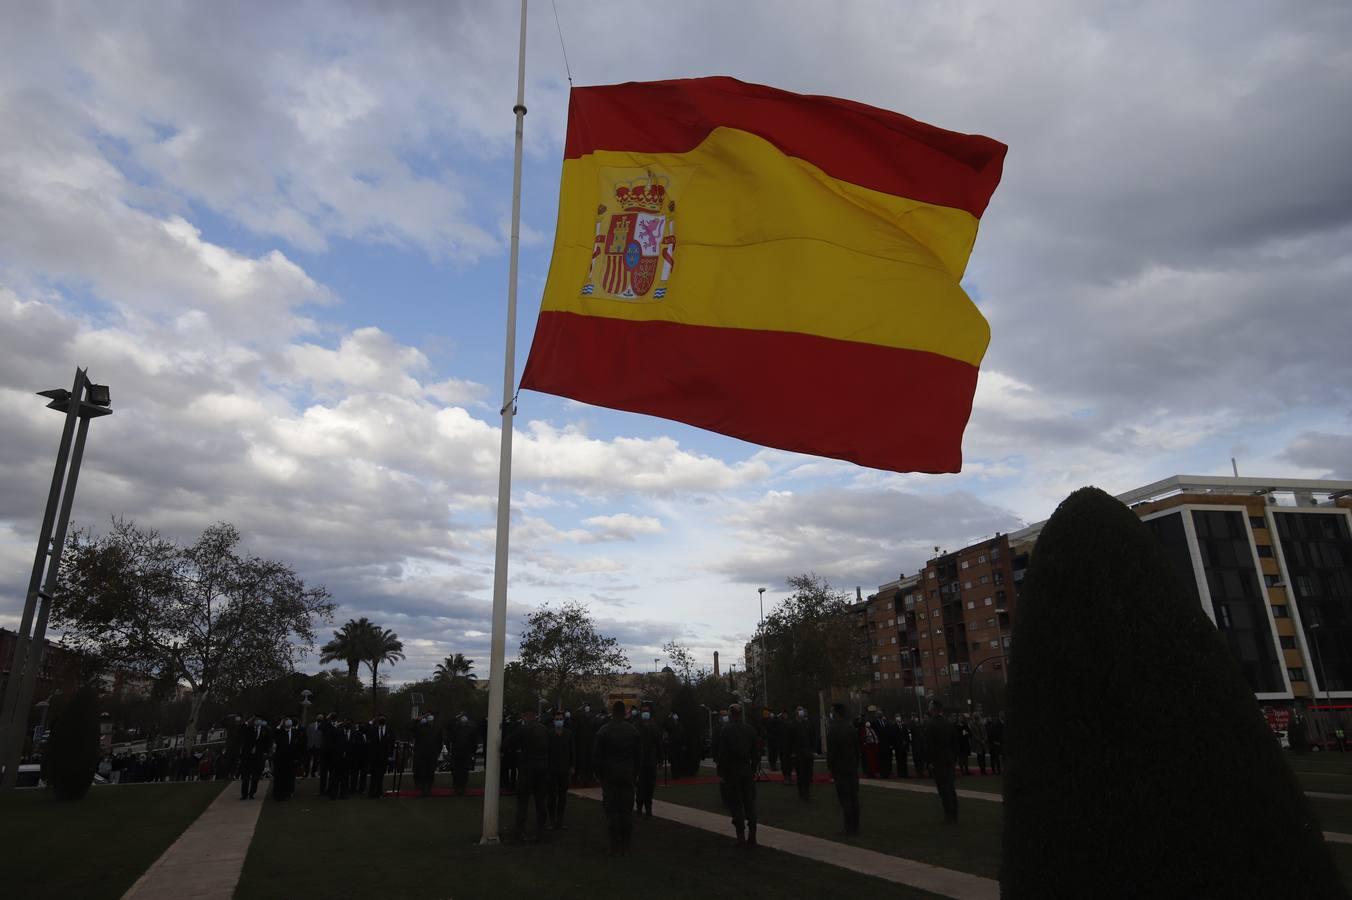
[0,368,112,790]
[757,587,768,709]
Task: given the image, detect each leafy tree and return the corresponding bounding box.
[1002,487,1344,898]
[433,653,477,682]
[517,601,628,706]
[364,626,404,712]
[43,686,100,801]
[321,618,374,684]
[51,520,332,751]
[754,573,868,736]
[662,640,697,684]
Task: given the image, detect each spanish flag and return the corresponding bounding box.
[520,77,1006,473]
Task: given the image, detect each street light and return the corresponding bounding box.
[757,587,768,709]
[0,368,113,791]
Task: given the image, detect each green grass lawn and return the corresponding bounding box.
[0,780,225,900]
[236,788,945,900]
[658,777,1005,879]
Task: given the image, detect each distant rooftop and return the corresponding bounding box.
[1010,474,1352,546]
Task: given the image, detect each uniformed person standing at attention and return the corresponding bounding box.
[593,700,640,856]
[505,706,550,842]
[718,703,760,848]
[826,702,861,835]
[545,709,574,830]
[925,700,958,824]
[635,700,661,818]
[789,705,814,801]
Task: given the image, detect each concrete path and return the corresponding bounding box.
[121,783,263,900]
[1308,790,1352,801]
[573,787,998,900]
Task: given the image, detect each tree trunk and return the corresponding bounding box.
[184,688,209,753]
[348,660,360,683]
[817,689,828,755]
[371,662,379,713]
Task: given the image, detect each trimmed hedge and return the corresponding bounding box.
[44,686,101,801]
[1001,487,1345,899]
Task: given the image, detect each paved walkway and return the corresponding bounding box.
[572,787,998,900]
[122,783,263,900]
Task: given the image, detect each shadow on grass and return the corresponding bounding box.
[0,780,225,900]
[235,787,946,900]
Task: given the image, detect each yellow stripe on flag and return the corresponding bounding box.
[540,126,990,368]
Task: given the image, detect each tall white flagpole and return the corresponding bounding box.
[480,0,528,845]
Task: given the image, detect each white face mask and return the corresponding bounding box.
[671,714,678,721]
[797,710,806,719]
[721,715,729,723]
[641,712,650,720]
[554,720,564,730]
[583,706,590,713]
[284,720,293,728]
[459,716,468,723]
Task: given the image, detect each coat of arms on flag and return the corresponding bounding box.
[582,171,683,301]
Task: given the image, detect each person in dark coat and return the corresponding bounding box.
[635,701,662,818]
[765,707,782,771]
[329,718,356,799]
[910,713,927,778]
[827,703,861,835]
[367,714,395,798]
[347,719,369,796]
[925,700,958,824]
[880,710,898,778]
[788,705,814,800]
[594,700,640,855]
[545,709,574,829]
[987,713,1005,775]
[956,714,972,776]
[500,714,520,790]
[271,716,303,801]
[412,713,441,798]
[448,713,478,796]
[572,704,596,785]
[505,706,550,841]
[777,711,794,784]
[238,713,271,800]
[718,704,759,847]
[894,713,911,778]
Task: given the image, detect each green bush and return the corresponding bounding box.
[44,686,101,801]
[1002,487,1345,899]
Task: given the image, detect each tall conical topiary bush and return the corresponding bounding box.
[1002,487,1345,899]
[44,686,101,801]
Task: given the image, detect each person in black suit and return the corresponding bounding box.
[272,716,303,801]
[367,714,395,798]
[238,713,271,800]
[328,718,352,799]
[448,713,478,796]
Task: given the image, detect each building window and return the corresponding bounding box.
[886,601,893,610]
[966,600,976,610]
[922,650,930,658]
[931,608,940,617]
[1250,516,1267,530]
[891,636,897,645]
[1288,667,1307,682]
[994,573,1004,585]
[992,548,1001,559]
[1273,605,1290,618]
[1264,574,1283,588]
[1217,604,1232,629]
[1256,545,1274,558]
[872,655,879,664]
[978,555,987,564]
[873,672,881,681]
[990,640,1000,648]
[970,642,981,652]
[986,617,996,626]
[961,561,969,570]
[928,571,936,580]
[984,597,994,606]
[939,648,946,656]
[980,575,990,584]
[1280,636,1297,650]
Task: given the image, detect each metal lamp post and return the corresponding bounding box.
[757,587,768,709]
[0,368,112,790]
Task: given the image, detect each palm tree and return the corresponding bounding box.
[364,627,404,712]
[433,653,476,683]
[321,618,374,685]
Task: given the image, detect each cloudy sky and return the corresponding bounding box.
[2,1,1349,684]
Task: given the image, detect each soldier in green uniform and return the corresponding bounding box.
[718,703,759,847]
[826,702,861,835]
[594,700,640,855]
[504,706,550,842]
[635,700,661,818]
[925,699,958,824]
[789,705,814,800]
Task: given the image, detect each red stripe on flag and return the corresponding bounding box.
[564,77,1006,220]
[520,311,980,473]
